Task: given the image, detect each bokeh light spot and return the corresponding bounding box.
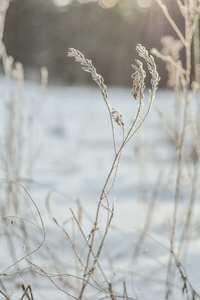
[99,0,118,9]
[136,0,152,9]
[53,0,73,7]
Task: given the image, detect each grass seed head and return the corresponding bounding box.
[131,60,146,100]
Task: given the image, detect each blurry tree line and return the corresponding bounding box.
[1,0,188,87]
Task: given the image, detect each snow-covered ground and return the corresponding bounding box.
[0,82,199,299]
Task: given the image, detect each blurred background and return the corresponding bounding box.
[2,0,184,87]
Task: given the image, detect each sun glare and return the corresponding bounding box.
[136,0,152,9]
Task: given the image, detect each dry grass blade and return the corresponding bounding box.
[0,178,46,275]
[68,48,108,100]
[156,0,186,46]
[68,48,117,154]
[20,284,34,300]
[131,59,146,100]
[153,1,200,298]
[0,289,10,300]
[136,44,160,90]
[67,44,160,299]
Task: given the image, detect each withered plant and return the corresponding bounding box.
[51,45,160,298]
[151,0,200,299]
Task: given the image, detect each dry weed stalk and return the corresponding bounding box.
[0,41,159,299]
[137,228,200,300]
[67,45,160,298]
[20,284,34,300]
[0,289,10,300]
[0,0,48,252]
[0,1,50,296]
[152,0,200,298]
[0,179,46,275]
